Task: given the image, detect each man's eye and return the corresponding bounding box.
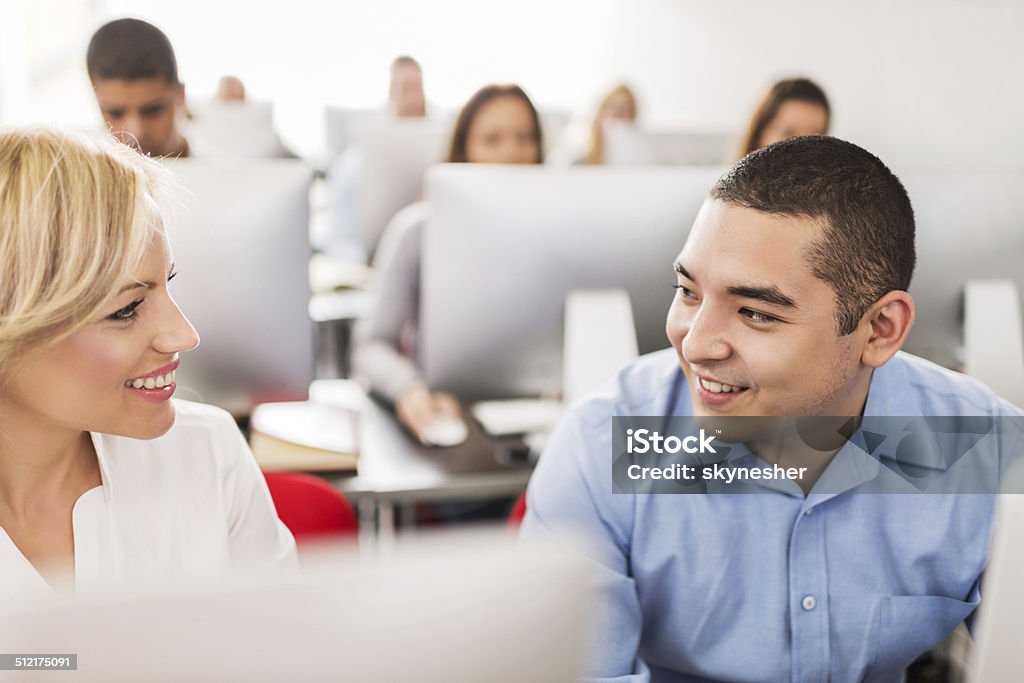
[104,111,125,120]
[109,299,144,322]
[740,308,778,324]
[672,284,697,300]
[141,106,166,118]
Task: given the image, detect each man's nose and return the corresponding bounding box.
[681,304,733,364]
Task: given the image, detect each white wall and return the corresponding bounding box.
[605,0,1024,172]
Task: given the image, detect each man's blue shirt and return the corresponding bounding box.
[522,349,1022,683]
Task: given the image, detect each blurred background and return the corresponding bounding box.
[3,0,1022,171]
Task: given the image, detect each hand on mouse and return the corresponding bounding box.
[396,381,466,446]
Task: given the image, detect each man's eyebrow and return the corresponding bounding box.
[727,285,798,309]
[673,262,696,282]
[675,262,798,309]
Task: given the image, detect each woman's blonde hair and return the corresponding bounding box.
[0,128,170,369]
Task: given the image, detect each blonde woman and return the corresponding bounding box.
[583,84,638,165]
[0,129,295,597]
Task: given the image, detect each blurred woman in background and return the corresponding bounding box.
[737,77,830,158]
[353,84,543,446]
[582,84,638,165]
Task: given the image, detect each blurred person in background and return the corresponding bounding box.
[322,55,429,256]
[87,18,190,158]
[582,84,638,165]
[737,77,830,159]
[389,55,427,118]
[216,75,246,103]
[352,84,543,446]
[0,128,295,597]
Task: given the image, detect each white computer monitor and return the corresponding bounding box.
[900,171,1024,372]
[162,158,314,416]
[421,164,722,400]
[967,458,1024,682]
[603,122,735,166]
[323,105,379,155]
[185,98,290,158]
[538,108,571,156]
[0,534,591,683]
[358,119,451,257]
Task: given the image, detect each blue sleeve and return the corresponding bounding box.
[520,408,650,682]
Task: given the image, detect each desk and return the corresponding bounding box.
[251,380,534,543]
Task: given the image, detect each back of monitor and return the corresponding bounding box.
[422,164,720,400]
[359,119,450,257]
[901,171,1024,371]
[0,534,591,683]
[185,99,288,158]
[604,122,735,166]
[968,459,1024,682]
[162,158,314,415]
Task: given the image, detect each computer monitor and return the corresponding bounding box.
[603,122,735,166]
[538,108,571,156]
[421,164,721,400]
[0,534,591,683]
[185,98,290,158]
[967,459,1024,682]
[161,158,314,416]
[358,119,451,257]
[323,105,378,155]
[901,171,1024,370]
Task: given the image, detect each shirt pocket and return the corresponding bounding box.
[864,595,977,682]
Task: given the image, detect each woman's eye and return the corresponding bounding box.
[109,299,144,322]
[672,284,697,300]
[740,308,778,324]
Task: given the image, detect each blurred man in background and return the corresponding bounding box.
[389,55,426,118]
[87,18,189,157]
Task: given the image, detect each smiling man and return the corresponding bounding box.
[87,18,189,158]
[521,136,1022,682]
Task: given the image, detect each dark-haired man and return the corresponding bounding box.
[87,18,188,157]
[522,136,1022,682]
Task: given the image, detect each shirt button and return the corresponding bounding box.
[801,595,817,611]
[803,508,813,516]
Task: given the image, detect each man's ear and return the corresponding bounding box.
[175,82,194,121]
[860,290,915,368]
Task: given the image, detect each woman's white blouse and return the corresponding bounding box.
[0,400,297,599]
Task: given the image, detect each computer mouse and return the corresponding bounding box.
[422,418,469,448]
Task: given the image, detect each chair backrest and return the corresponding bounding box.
[508,491,527,530]
[263,471,358,540]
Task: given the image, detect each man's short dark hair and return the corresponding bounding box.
[87,18,180,85]
[711,135,915,336]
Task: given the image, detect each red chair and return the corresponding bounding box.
[508,491,528,530]
[263,471,358,542]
